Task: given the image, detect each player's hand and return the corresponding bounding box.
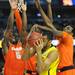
[34,39,44,52]
[9,0,18,10]
[21,3,27,11]
[31,24,39,31]
[46,0,51,4]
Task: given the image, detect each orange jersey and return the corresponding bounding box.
[56,32,73,69]
[4,42,25,75]
[25,55,36,71]
[24,55,37,75]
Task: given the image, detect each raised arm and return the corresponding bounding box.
[5,10,14,35]
[2,0,17,55]
[35,0,51,25]
[46,0,53,22]
[5,0,18,34]
[22,3,27,31]
[20,2,27,45]
[32,24,53,32]
[2,10,14,55]
[35,0,62,36]
[35,0,55,30]
[2,37,8,56]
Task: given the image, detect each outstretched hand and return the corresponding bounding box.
[46,0,51,4]
[21,3,27,11]
[9,0,18,9]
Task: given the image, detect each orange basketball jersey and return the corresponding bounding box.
[4,42,25,75]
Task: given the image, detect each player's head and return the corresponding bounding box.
[63,25,73,33]
[12,32,19,44]
[12,26,19,44]
[28,32,48,47]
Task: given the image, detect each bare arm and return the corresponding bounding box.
[27,24,53,40]
[31,24,62,37]
[5,10,14,35]
[22,3,27,31]
[22,46,36,60]
[2,0,18,55]
[35,0,62,35]
[38,24,63,36]
[35,0,51,25]
[46,0,53,22]
[2,38,8,56]
[6,0,17,32]
[20,3,27,45]
[32,24,53,32]
[2,9,14,55]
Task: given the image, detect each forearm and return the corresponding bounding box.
[20,11,27,44]
[37,4,57,31]
[36,51,43,73]
[44,22,59,33]
[2,38,8,55]
[6,10,14,32]
[22,52,30,60]
[47,3,53,22]
[32,24,58,34]
[20,30,26,45]
[22,47,35,60]
[37,25,53,32]
[36,1,58,32]
[20,3,27,44]
[22,11,27,31]
[26,27,33,40]
[38,6,52,25]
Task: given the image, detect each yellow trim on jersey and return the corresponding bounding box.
[0,40,2,48]
[40,46,59,75]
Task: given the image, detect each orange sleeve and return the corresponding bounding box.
[55,31,69,43]
[14,9,22,34]
[55,32,68,39]
[62,32,68,38]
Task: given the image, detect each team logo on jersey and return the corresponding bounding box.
[11,46,22,59]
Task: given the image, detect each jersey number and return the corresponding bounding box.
[16,51,21,59]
